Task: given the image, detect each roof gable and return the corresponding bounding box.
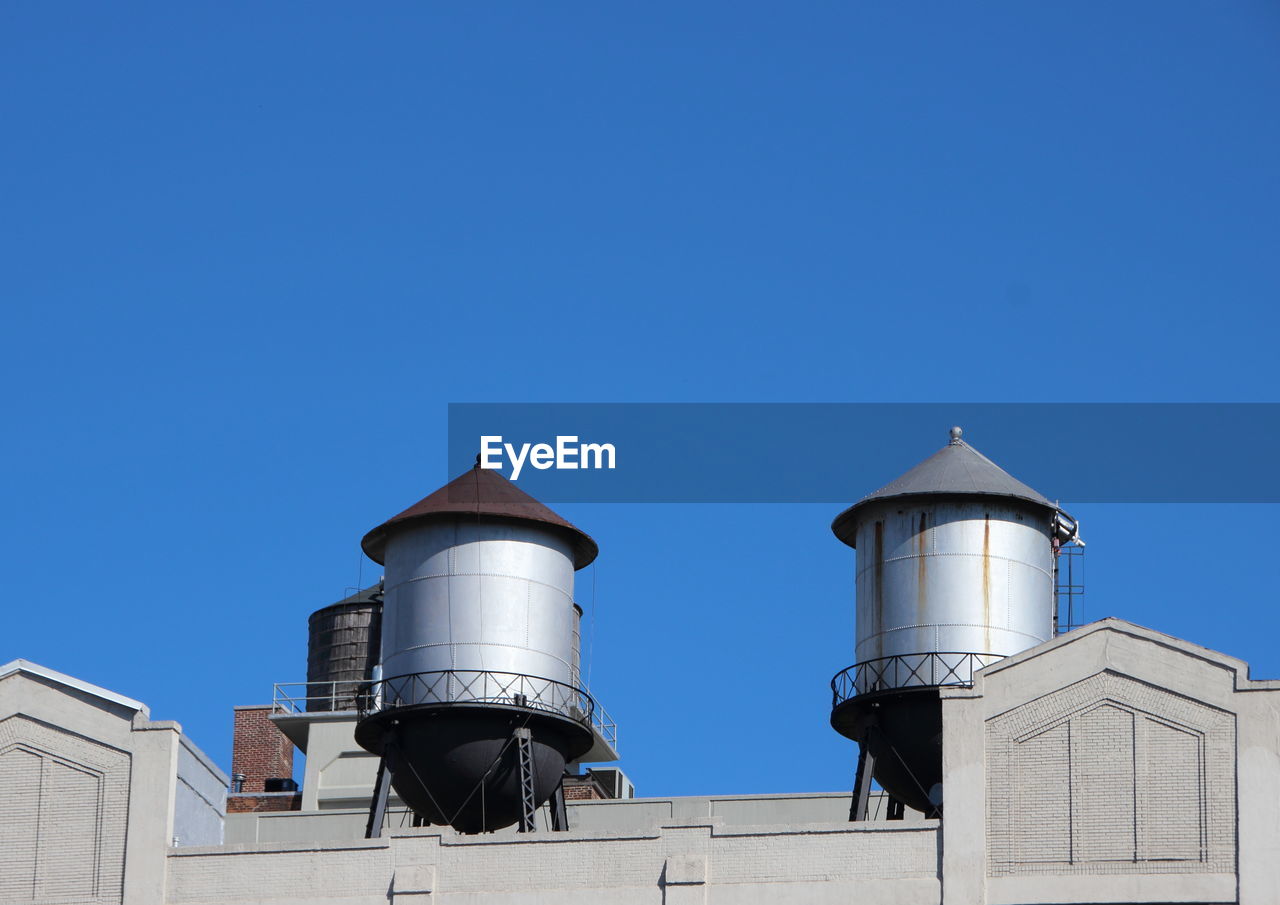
[0,659,148,718]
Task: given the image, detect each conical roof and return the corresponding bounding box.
[832,427,1059,548]
[361,466,598,569]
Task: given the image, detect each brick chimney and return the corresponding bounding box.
[227,705,300,813]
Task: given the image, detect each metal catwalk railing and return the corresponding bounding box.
[272,670,618,753]
[272,679,371,714]
[830,651,1004,707]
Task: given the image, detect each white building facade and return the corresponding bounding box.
[4,619,1279,904]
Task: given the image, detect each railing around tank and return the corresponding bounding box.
[830,651,1004,707]
[589,700,619,753]
[273,679,372,714]
[272,670,618,753]
[361,668,593,722]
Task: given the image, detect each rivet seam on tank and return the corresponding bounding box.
[1006,560,1012,629]
[855,619,1034,627]
[398,640,566,651]
[392,640,571,664]
[862,551,1052,578]
[872,551,1037,563]
[447,543,456,670]
[858,628,1045,648]
[860,620,1046,632]
[396,572,572,599]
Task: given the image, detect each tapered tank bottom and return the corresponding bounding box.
[831,688,942,815]
[355,704,593,833]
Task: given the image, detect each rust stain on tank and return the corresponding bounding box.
[917,512,928,624]
[982,514,992,653]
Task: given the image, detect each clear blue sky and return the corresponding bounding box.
[3,3,1278,796]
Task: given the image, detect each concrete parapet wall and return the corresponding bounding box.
[169,820,941,905]
[224,790,922,844]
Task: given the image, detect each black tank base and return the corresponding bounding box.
[831,686,943,816]
[356,703,593,834]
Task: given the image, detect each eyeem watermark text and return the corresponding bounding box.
[479,435,616,480]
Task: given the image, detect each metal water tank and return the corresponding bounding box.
[354,465,598,833]
[378,520,576,684]
[306,583,383,712]
[830,427,1078,815]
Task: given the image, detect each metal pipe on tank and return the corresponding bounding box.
[1054,511,1082,545]
[571,604,583,692]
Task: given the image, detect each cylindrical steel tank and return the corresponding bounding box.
[355,465,598,833]
[380,521,576,687]
[306,584,383,712]
[830,427,1075,815]
[850,499,1055,682]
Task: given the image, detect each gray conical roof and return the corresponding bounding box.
[832,428,1058,548]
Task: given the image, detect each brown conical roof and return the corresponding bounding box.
[361,466,598,569]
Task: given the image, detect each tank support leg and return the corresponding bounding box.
[515,727,537,833]
[849,744,875,821]
[549,776,569,831]
[366,755,393,839]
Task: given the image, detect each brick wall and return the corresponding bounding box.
[0,714,131,903]
[227,707,294,815]
[225,792,301,813]
[986,670,1236,877]
[562,774,607,801]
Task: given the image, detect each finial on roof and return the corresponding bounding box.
[474,453,482,469]
[949,426,963,444]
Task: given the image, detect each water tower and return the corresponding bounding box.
[306,583,382,712]
[829,427,1078,818]
[354,464,602,834]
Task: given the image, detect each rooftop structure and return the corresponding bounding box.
[829,428,1079,816]
[3,431,1276,905]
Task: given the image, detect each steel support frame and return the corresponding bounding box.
[366,754,393,839]
[848,737,907,822]
[515,727,537,833]
[549,777,568,831]
[364,725,574,836]
[849,744,875,821]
